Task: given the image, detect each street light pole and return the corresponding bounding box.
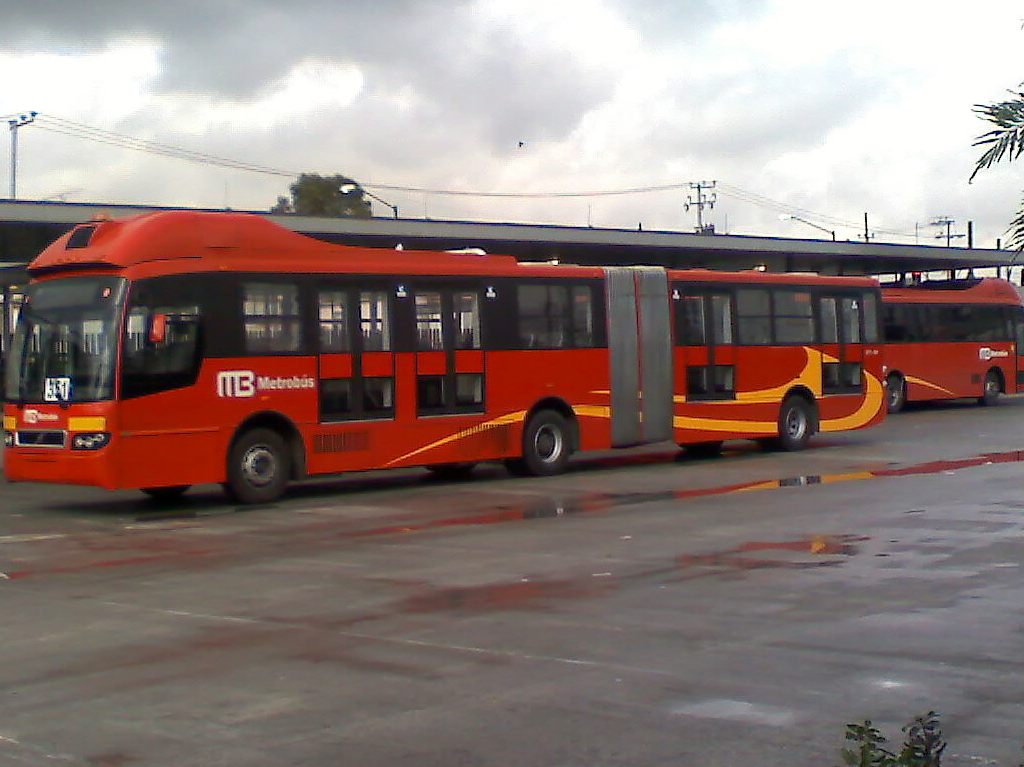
[778,213,835,241]
[339,183,398,218]
[8,111,38,200]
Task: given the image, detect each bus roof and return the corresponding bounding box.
[881,277,1024,306]
[28,210,608,279]
[667,268,879,288]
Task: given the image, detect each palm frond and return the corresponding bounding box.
[970,90,1024,181]
[1006,196,1024,251]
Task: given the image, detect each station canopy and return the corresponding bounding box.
[0,200,1017,286]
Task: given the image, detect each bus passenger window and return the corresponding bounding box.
[243,283,301,354]
[736,289,772,345]
[773,290,814,344]
[417,376,445,411]
[456,373,484,407]
[572,286,593,347]
[319,291,350,352]
[517,285,569,348]
[454,292,481,349]
[363,377,394,414]
[416,292,444,350]
[861,293,880,343]
[711,294,733,344]
[820,297,839,343]
[320,379,352,420]
[687,366,709,396]
[360,291,391,351]
[679,296,705,345]
[841,298,861,343]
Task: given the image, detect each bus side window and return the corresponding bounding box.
[861,293,880,343]
[415,291,444,350]
[710,294,733,344]
[243,282,301,354]
[841,297,861,343]
[318,291,350,352]
[735,288,772,345]
[359,291,391,351]
[678,295,705,345]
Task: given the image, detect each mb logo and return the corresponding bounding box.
[217,370,256,398]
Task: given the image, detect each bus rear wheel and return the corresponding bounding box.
[520,410,571,476]
[776,396,814,451]
[979,370,1001,406]
[886,373,907,414]
[141,485,190,502]
[226,428,290,504]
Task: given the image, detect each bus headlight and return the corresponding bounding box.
[72,432,111,450]
[3,431,13,448]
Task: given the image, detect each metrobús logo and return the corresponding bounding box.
[979,347,1010,361]
[216,370,315,398]
[23,408,60,425]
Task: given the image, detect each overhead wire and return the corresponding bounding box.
[18,113,926,240]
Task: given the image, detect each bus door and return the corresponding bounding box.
[412,286,484,417]
[316,287,395,423]
[674,286,736,402]
[818,293,863,394]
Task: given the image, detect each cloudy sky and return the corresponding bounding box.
[1,0,1022,248]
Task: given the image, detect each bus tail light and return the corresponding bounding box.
[72,433,111,450]
[3,431,13,448]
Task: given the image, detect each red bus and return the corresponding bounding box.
[881,278,1024,412]
[2,211,885,503]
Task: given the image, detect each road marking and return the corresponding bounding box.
[0,533,66,544]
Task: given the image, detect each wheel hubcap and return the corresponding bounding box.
[534,425,563,463]
[785,409,806,439]
[242,445,277,487]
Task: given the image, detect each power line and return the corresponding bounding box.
[11,113,928,240]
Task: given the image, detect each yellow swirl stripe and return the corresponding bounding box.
[819,372,884,432]
[384,410,527,466]
[904,375,956,397]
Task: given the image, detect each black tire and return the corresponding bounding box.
[979,370,1001,407]
[776,396,813,451]
[141,485,190,502]
[886,373,907,414]
[225,428,290,504]
[520,410,572,476]
[426,462,477,480]
[683,441,724,458]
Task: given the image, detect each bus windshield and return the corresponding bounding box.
[3,276,127,404]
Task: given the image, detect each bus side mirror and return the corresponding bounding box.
[149,313,168,345]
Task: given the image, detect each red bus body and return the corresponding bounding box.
[881,279,1024,411]
[3,212,885,501]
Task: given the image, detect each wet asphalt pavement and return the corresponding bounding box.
[3,399,1024,766]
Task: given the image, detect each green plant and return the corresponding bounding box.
[839,712,946,767]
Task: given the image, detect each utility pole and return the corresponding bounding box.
[930,216,964,247]
[8,111,37,200]
[858,212,874,242]
[685,180,716,235]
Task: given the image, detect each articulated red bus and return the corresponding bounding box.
[881,278,1024,412]
[3,211,885,503]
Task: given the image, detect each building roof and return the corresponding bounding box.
[0,199,1017,282]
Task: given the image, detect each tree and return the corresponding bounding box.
[269,173,372,218]
[971,87,1024,249]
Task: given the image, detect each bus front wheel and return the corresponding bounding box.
[776,396,813,451]
[520,410,571,476]
[979,370,1001,407]
[886,373,907,414]
[226,428,291,504]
